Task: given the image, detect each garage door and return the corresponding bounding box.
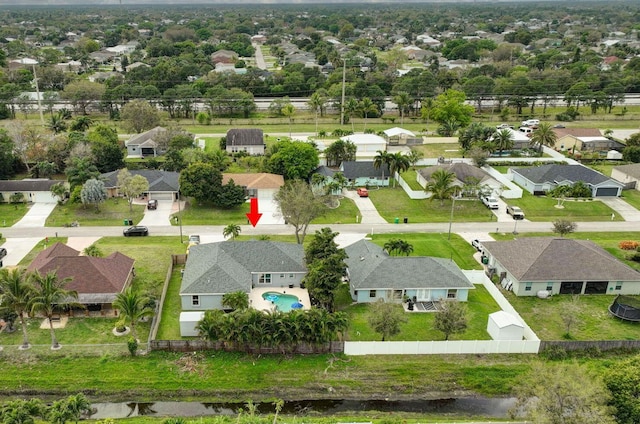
[595,187,619,197]
[150,192,174,200]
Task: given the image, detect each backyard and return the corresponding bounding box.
[46,198,146,227]
[502,190,621,221]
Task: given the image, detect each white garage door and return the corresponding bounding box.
[150,192,174,200]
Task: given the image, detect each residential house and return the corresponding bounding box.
[612,163,640,191]
[339,161,390,187]
[418,163,501,196]
[383,127,420,145]
[491,127,531,150]
[211,49,238,64]
[180,241,307,312]
[100,169,180,201]
[225,129,265,155]
[340,134,387,159]
[512,164,623,197]
[552,128,625,152]
[345,240,474,303]
[0,179,62,203]
[482,238,640,296]
[27,242,135,312]
[222,172,284,204]
[125,126,168,158]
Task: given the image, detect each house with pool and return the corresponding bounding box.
[344,240,475,306]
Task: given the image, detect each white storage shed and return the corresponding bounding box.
[179,311,205,337]
[487,311,524,340]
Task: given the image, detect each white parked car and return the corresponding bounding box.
[471,239,483,252]
[482,196,500,210]
[521,119,540,127]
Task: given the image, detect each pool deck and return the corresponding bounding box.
[249,287,311,312]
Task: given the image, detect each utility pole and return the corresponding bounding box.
[31,61,44,125]
[340,58,346,126]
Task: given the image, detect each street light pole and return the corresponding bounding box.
[176,189,183,243]
[447,196,457,240]
[31,63,44,125]
[340,58,346,126]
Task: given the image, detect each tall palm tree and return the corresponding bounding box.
[392,91,411,125]
[30,271,80,349]
[113,286,154,341]
[281,103,295,138]
[223,223,241,240]
[387,152,410,188]
[344,98,359,132]
[308,90,328,136]
[406,149,424,170]
[493,128,515,157]
[425,169,458,206]
[358,97,379,132]
[373,150,392,181]
[530,122,557,153]
[0,268,35,349]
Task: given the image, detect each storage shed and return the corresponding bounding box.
[487,311,524,340]
[179,311,205,337]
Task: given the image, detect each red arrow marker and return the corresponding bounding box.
[246,197,262,227]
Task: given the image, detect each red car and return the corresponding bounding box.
[357,187,369,197]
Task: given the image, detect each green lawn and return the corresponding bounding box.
[369,188,497,223]
[0,203,28,227]
[156,267,184,340]
[313,196,360,224]
[399,169,424,191]
[621,189,640,211]
[504,190,621,222]
[411,143,460,159]
[344,284,500,341]
[369,232,483,270]
[46,198,146,227]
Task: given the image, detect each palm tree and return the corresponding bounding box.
[222,291,249,311]
[281,103,295,138]
[308,90,328,136]
[425,169,458,206]
[397,240,414,256]
[406,149,424,170]
[69,116,93,132]
[530,122,557,153]
[30,270,80,349]
[373,150,392,180]
[0,268,35,349]
[392,91,412,125]
[223,223,241,240]
[63,393,92,424]
[493,128,515,157]
[113,286,154,341]
[387,152,410,188]
[46,111,68,134]
[344,98,359,132]
[358,97,379,132]
[83,244,103,257]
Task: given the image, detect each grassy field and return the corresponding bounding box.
[369,188,497,223]
[412,143,460,158]
[399,169,424,190]
[621,189,640,210]
[504,190,621,222]
[344,284,501,341]
[0,203,28,227]
[46,198,146,227]
[313,196,361,224]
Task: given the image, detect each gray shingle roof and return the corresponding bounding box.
[0,179,61,191]
[512,164,614,186]
[226,129,264,146]
[100,170,179,192]
[482,238,640,282]
[344,240,473,290]
[313,166,336,178]
[613,163,640,180]
[340,161,390,179]
[180,241,306,295]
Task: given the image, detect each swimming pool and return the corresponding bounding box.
[262,291,301,312]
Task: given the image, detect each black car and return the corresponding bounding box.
[147,199,158,210]
[123,226,149,237]
[0,247,6,260]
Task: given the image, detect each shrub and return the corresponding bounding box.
[619,241,639,250]
[541,345,568,360]
[127,336,138,356]
[628,252,640,263]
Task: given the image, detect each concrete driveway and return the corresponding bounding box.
[138,200,175,226]
[343,189,387,224]
[599,197,640,222]
[12,203,57,228]
[0,237,41,267]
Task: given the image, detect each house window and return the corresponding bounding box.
[259,273,271,284]
[191,295,200,306]
[289,274,293,278]
[447,289,457,299]
[615,283,622,290]
[280,274,284,278]
[369,290,376,298]
[546,283,553,291]
[525,282,532,291]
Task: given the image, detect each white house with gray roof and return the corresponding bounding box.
[344,240,474,303]
[180,241,307,311]
[482,238,640,296]
[512,164,623,197]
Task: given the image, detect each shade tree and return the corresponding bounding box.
[274,179,326,244]
[367,300,408,341]
[80,178,107,211]
[117,169,150,212]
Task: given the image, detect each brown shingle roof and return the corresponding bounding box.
[222,173,284,189]
[482,238,640,282]
[553,128,602,138]
[27,243,135,303]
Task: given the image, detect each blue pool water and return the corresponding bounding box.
[262,291,301,312]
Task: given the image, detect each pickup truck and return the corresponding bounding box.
[481,196,499,210]
[506,205,525,220]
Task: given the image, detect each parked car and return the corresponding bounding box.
[521,119,540,127]
[506,205,525,220]
[496,123,514,130]
[471,239,483,252]
[518,126,534,136]
[357,187,369,197]
[147,199,158,210]
[481,196,500,210]
[188,235,201,244]
[0,247,7,260]
[123,226,149,237]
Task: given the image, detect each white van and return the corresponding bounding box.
[519,126,534,136]
[521,119,540,127]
